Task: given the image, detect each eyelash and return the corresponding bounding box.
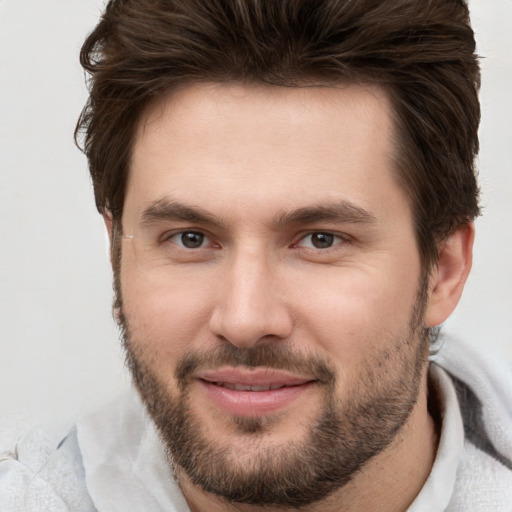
[162,230,216,249]
[295,232,351,250]
[161,230,351,251]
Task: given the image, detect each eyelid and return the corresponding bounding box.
[160,229,219,249]
[292,231,352,249]
[157,228,352,250]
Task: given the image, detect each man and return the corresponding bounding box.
[1,0,511,510]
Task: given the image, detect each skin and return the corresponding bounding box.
[108,82,474,511]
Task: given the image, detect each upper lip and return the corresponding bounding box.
[197,368,314,388]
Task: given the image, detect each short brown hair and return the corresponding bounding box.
[76,0,480,270]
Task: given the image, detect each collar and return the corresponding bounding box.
[406,364,465,511]
[77,391,189,512]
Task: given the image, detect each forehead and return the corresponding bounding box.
[125,82,406,226]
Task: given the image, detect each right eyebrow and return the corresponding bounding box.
[140,199,224,227]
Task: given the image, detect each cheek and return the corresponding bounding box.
[288,260,422,365]
[120,262,217,361]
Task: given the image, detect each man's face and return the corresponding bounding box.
[118,83,429,507]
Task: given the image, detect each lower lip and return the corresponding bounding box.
[199,380,314,417]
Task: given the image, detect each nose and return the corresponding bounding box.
[209,248,293,348]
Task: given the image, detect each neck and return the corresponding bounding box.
[179,371,439,512]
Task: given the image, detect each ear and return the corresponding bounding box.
[102,209,115,266]
[102,208,114,245]
[424,223,474,327]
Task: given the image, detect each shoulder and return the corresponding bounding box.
[448,442,512,511]
[75,391,190,512]
[0,422,97,512]
[433,337,512,452]
[433,337,512,509]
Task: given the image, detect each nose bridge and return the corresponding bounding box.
[210,242,291,347]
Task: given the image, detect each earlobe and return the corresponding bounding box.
[424,223,475,327]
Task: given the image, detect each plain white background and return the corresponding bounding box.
[1,0,511,447]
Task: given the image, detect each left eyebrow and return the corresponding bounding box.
[273,201,377,228]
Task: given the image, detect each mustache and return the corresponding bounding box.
[175,343,336,389]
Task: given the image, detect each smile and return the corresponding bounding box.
[196,368,315,417]
[208,382,290,391]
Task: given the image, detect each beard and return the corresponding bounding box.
[113,229,430,508]
[119,302,429,509]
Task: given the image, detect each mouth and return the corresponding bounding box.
[206,382,293,391]
[196,368,316,417]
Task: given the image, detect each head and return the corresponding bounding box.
[77,0,480,508]
[77,0,480,273]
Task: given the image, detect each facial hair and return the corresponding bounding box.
[120,298,429,509]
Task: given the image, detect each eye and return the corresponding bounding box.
[166,231,210,249]
[296,232,346,249]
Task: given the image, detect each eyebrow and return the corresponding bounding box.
[141,199,224,226]
[274,201,377,228]
[140,198,377,229]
